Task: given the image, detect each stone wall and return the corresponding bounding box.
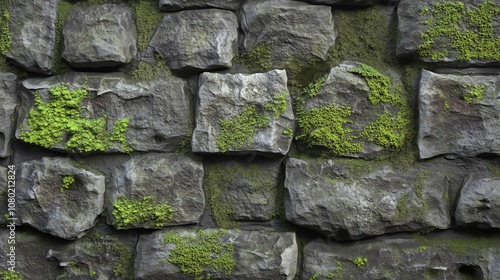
[0,0,500,279]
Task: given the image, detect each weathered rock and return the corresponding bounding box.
[159,0,241,11]
[397,0,500,66]
[285,158,450,240]
[17,157,105,239]
[47,222,137,279]
[295,0,374,5]
[0,73,17,158]
[192,70,294,155]
[107,153,205,229]
[0,165,7,221]
[455,176,500,228]
[7,0,58,74]
[297,62,409,159]
[240,0,336,68]
[62,4,137,68]
[150,9,237,71]
[418,70,500,159]
[204,157,283,226]
[15,72,192,153]
[135,229,297,280]
[0,229,67,279]
[301,233,500,280]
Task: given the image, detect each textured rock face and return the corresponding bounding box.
[47,224,137,279]
[107,153,205,229]
[150,9,238,71]
[418,70,500,159]
[204,157,283,225]
[15,72,192,153]
[135,229,297,280]
[240,0,336,67]
[0,73,17,158]
[298,62,408,158]
[17,157,105,240]
[62,4,137,68]
[192,70,294,155]
[285,158,450,240]
[301,235,500,280]
[455,176,500,228]
[397,0,500,66]
[159,0,242,11]
[7,0,58,74]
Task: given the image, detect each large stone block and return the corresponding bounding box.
[397,0,500,66]
[418,70,500,159]
[17,157,105,239]
[150,9,238,71]
[107,153,205,229]
[7,0,58,74]
[62,4,137,68]
[192,70,294,155]
[135,229,297,280]
[15,72,192,153]
[240,0,336,68]
[285,158,451,240]
[159,0,241,11]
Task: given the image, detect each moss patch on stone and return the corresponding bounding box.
[0,1,12,56]
[19,84,131,153]
[417,1,500,61]
[112,196,173,229]
[130,59,170,81]
[53,0,72,75]
[234,43,272,72]
[0,269,23,280]
[163,229,235,280]
[462,84,485,103]
[60,175,75,192]
[128,0,163,51]
[111,242,134,279]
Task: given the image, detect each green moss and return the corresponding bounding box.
[128,0,163,51]
[462,84,485,103]
[419,246,427,252]
[412,232,500,255]
[130,59,170,81]
[352,257,368,269]
[235,43,272,72]
[53,0,72,74]
[302,74,328,98]
[89,270,96,277]
[19,84,131,153]
[0,1,12,56]
[163,229,235,280]
[444,101,450,109]
[283,126,293,138]
[60,175,75,192]
[112,196,173,229]
[350,64,402,106]
[414,170,431,217]
[264,93,288,118]
[0,269,22,280]
[204,162,279,228]
[397,193,411,220]
[417,1,500,61]
[111,243,133,279]
[217,105,269,153]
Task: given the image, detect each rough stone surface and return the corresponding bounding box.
[300,62,406,159]
[240,0,336,68]
[192,70,294,155]
[159,0,241,11]
[397,0,500,66]
[150,9,237,71]
[301,233,500,280]
[47,222,137,279]
[0,229,66,279]
[204,157,283,222]
[418,70,500,159]
[15,72,192,153]
[107,153,205,229]
[285,158,450,240]
[0,73,17,158]
[62,4,137,68]
[455,176,500,228]
[296,0,374,5]
[7,0,58,74]
[135,229,297,280]
[17,157,106,240]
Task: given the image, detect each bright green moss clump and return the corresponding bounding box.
[60,175,75,192]
[0,2,12,56]
[350,64,403,106]
[19,84,131,153]
[463,84,485,103]
[353,257,368,269]
[0,269,23,280]
[163,229,235,280]
[112,196,173,229]
[418,1,500,61]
